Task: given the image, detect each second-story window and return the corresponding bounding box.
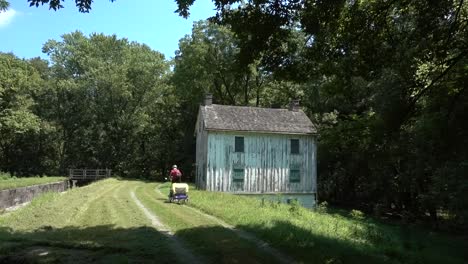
[291,139,299,154]
[235,136,244,152]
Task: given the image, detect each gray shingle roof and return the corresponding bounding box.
[200,104,317,135]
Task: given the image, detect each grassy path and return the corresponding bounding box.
[0,179,293,263]
[135,182,286,264]
[0,179,177,263]
[2,179,466,263]
[130,190,203,264]
[153,185,295,264]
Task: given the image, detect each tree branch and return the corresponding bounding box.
[402,50,468,124]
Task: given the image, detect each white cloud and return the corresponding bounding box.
[0,9,17,28]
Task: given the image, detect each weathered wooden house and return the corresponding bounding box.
[195,95,318,208]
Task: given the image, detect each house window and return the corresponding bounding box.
[233,168,244,182]
[291,139,299,154]
[235,137,244,152]
[290,169,301,183]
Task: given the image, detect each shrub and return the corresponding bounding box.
[317,201,329,213]
[288,199,302,216]
[350,209,365,220]
[0,172,12,180]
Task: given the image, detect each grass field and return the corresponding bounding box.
[158,183,468,264]
[0,179,282,263]
[0,176,67,191]
[1,179,466,263]
[0,179,176,263]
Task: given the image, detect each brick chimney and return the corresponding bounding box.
[289,99,300,112]
[204,93,213,106]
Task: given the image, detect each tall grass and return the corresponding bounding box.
[159,184,467,264]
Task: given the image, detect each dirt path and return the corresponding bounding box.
[154,186,296,264]
[130,190,203,264]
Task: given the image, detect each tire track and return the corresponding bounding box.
[130,190,202,264]
[155,186,296,264]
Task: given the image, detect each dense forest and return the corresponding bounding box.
[1,0,467,231]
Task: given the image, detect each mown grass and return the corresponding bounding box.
[2,179,466,263]
[157,183,468,264]
[0,174,66,191]
[135,182,283,264]
[0,179,285,263]
[0,179,177,263]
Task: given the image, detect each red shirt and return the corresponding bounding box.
[170,168,181,181]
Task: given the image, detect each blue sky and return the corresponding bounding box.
[0,0,215,60]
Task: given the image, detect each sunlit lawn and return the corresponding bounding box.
[1,178,466,264]
[159,183,468,264]
[0,176,67,191]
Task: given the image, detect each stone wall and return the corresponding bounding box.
[0,181,68,210]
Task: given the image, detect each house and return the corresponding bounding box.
[195,94,318,208]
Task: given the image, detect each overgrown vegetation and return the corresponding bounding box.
[159,184,468,264]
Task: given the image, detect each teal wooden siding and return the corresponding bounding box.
[203,131,317,195]
[195,112,208,189]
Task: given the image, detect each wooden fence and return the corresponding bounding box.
[68,169,112,180]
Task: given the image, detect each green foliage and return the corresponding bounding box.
[0,0,8,11]
[174,0,468,230]
[288,199,302,216]
[0,53,47,175]
[0,32,182,178]
[317,201,329,214]
[171,20,278,173]
[172,20,270,107]
[350,210,365,221]
[0,171,12,180]
[26,0,116,12]
[2,0,467,231]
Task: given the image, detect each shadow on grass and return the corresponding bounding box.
[0,224,282,264]
[0,225,176,264]
[244,220,393,263]
[1,220,466,264]
[175,226,283,264]
[231,220,468,264]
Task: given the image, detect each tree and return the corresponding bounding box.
[0,0,8,11]
[10,0,468,228]
[0,53,45,174]
[173,20,270,107]
[27,0,115,12]
[171,20,295,177]
[40,31,172,177]
[177,0,468,228]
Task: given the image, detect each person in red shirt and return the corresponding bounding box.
[169,165,182,183]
